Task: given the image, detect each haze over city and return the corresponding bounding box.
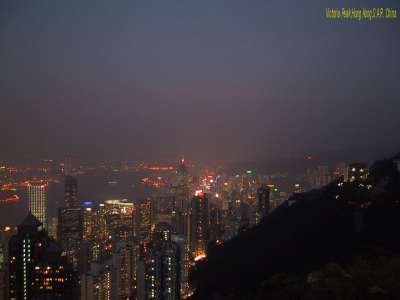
[1,0,399,163]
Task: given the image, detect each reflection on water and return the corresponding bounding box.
[0,171,157,227]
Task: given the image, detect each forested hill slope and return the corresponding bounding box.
[190,154,400,300]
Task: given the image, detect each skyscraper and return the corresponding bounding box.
[0,233,5,300]
[190,192,209,259]
[143,223,180,300]
[103,199,135,250]
[174,159,190,211]
[64,175,78,208]
[58,176,82,271]
[135,198,153,249]
[111,241,136,300]
[58,208,82,271]
[8,213,75,300]
[28,181,48,230]
[256,185,270,224]
[171,234,190,297]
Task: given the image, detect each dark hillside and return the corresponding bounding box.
[190,155,400,299]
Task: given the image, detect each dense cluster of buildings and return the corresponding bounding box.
[0,159,369,299]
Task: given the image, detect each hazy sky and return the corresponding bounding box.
[1,0,399,163]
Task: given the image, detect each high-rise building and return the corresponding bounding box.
[176,159,188,187]
[111,241,136,299]
[209,203,223,242]
[241,170,255,206]
[174,159,190,211]
[58,176,82,271]
[80,272,95,300]
[0,226,14,300]
[48,216,58,240]
[0,269,5,300]
[256,185,270,224]
[317,165,332,187]
[0,235,4,271]
[0,233,6,300]
[190,192,209,259]
[348,163,369,183]
[64,175,78,208]
[135,198,153,250]
[103,199,135,248]
[161,242,180,300]
[8,213,75,300]
[82,201,98,265]
[80,259,114,300]
[93,204,108,261]
[58,208,82,271]
[82,259,113,300]
[82,202,95,241]
[306,166,332,189]
[334,162,348,181]
[143,223,180,300]
[153,192,176,225]
[28,181,48,230]
[80,199,135,278]
[171,234,191,297]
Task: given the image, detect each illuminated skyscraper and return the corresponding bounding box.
[81,259,112,300]
[103,199,135,247]
[58,176,82,271]
[82,202,95,241]
[171,234,190,297]
[135,198,153,249]
[0,226,13,300]
[58,208,82,271]
[112,241,136,300]
[144,223,180,300]
[28,182,48,230]
[174,159,190,211]
[81,201,105,266]
[8,213,75,300]
[190,192,209,259]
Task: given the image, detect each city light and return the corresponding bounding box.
[194,254,206,262]
[0,3,397,298]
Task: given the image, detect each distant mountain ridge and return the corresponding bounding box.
[225,143,400,175]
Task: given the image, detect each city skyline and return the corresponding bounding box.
[1,1,400,299]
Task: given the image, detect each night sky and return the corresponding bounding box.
[1,0,399,163]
